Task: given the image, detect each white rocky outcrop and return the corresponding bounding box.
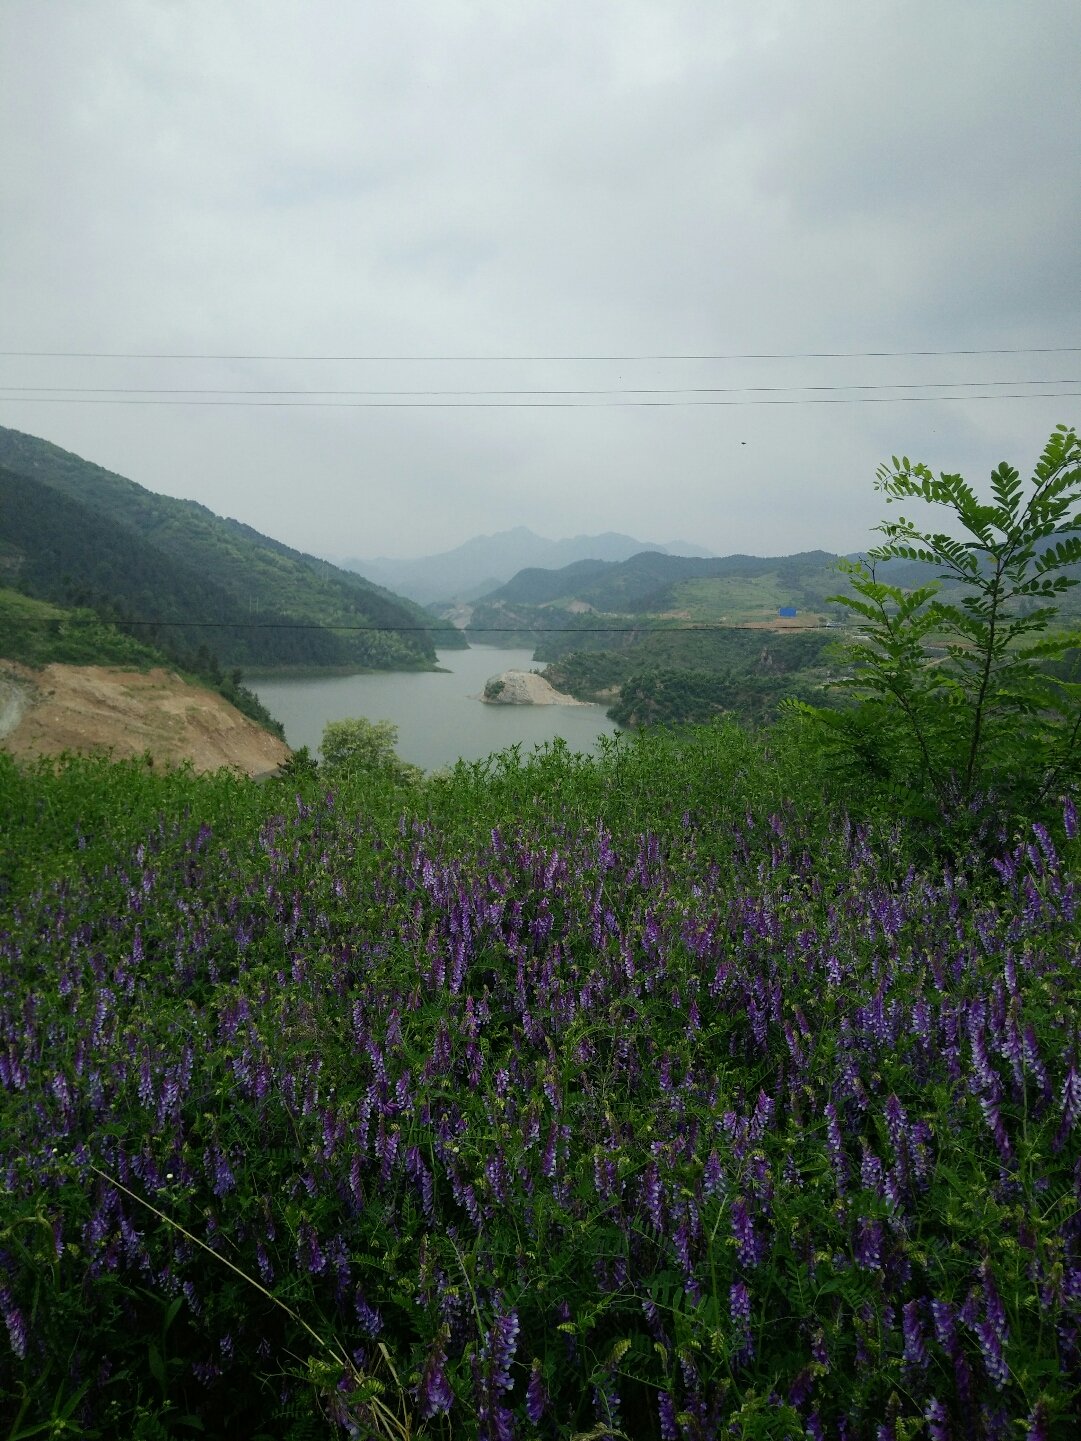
[481,670,586,706]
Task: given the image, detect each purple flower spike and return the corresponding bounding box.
[2,1297,26,1360]
[902,1299,928,1370]
[974,1317,1009,1390]
[854,1216,883,1272]
[525,1359,547,1423]
[486,1306,519,1394]
[730,1197,762,1268]
[1057,1064,1081,1148]
[353,1288,383,1337]
[1025,1399,1051,1441]
[924,1397,950,1441]
[729,1280,754,1364]
[658,1391,679,1441]
[419,1331,454,1418]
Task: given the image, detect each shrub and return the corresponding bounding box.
[320,715,422,785]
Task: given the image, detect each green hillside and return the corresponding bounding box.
[0,426,464,671]
[483,548,843,616]
[0,587,165,669]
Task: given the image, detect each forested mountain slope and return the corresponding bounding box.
[0,426,463,670]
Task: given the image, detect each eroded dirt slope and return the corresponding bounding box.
[0,662,290,776]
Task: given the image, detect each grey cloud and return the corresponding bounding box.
[0,0,1077,562]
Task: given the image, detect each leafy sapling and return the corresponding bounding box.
[809,425,1081,823]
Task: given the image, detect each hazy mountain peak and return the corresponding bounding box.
[340,530,714,605]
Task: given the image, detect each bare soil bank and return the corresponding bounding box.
[0,662,291,776]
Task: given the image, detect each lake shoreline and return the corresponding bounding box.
[248,644,619,772]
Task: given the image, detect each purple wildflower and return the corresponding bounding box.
[525,1359,547,1423]
[658,1391,679,1441]
[729,1280,753,1365]
[485,1306,519,1394]
[1,1289,26,1360]
[748,1088,774,1141]
[824,1102,847,1194]
[902,1299,929,1370]
[933,1302,962,1354]
[860,1146,885,1196]
[644,1161,665,1233]
[203,1145,235,1199]
[419,1331,454,1418]
[541,1121,559,1179]
[297,1223,325,1274]
[255,1244,273,1284]
[924,1397,950,1441]
[730,1197,762,1267]
[1025,1399,1051,1441]
[854,1217,883,1272]
[353,1288,382,1336]
[981,1261,1008,1345]
[703,1148,724,1198]
[1056,1064,1081,1150]
[974,1316,1009,1388]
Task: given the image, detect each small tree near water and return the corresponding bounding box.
[320,716,422,785]
[799,424,1081,827]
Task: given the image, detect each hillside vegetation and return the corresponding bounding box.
[0,426,464,675]
[0,587,165,670]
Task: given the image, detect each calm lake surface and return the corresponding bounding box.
[248,644,620,773]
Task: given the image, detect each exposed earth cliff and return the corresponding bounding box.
[0,662,290,776]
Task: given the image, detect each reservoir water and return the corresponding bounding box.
[248,644,620,773]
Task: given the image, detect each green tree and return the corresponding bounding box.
[320,716,421,785]
[800,425,1081,826]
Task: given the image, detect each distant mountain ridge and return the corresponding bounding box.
[0,425,462,672]
[483,548,843,614]
[340,526,715,604]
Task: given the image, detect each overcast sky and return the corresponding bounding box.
[2,1,1078,563]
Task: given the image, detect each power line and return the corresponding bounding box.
[6,617,847,634]
[2,346,1079,361]
[1,377,1075,397]
[3,391,1079,409]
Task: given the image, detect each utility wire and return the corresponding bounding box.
[1,377,1075,396]
[6,617,857,634]
[3,391,1079,409]
[2,346,1079,360]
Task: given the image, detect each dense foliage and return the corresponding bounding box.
[604,667,822,728]
[2,723,1080,1438]
[544,628,835,729]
